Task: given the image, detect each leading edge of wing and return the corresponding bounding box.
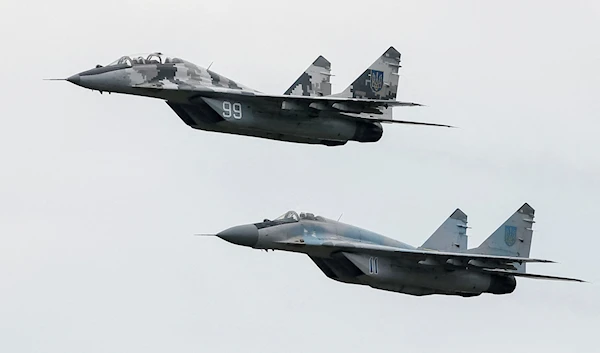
[133,83,422,107]
[482,269,586,283]
[233,91,423,107]
[278,239,554,264]
[135,84,453,127]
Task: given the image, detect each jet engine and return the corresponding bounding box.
[352,122,383,142]
[486,275,517,294]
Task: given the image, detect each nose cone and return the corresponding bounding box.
[217,224,258,247]
[66,74,80,85]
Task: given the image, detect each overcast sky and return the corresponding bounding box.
[1,1,599,352]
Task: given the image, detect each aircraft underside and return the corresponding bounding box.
[309,253,517,297]
[167,101,382,146]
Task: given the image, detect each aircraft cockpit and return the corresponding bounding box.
[274,211,300,221]
[299,212,322,221]
[105,52,184,67]
[255,211,327,229]
[273,211,326,222]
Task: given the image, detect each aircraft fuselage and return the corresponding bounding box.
[67,58,383,146]
[217,216,516,297]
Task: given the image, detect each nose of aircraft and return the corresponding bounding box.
[217,224,258,247]
[66,74,80,85]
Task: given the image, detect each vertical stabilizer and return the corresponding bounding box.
[333,46,402,101]
[420,209,468,252]
[470,203,535,273]
[284,56,332,97]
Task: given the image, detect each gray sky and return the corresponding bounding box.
[1,1,599,352]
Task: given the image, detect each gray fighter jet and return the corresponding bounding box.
[205,203,583,296]
[60,47,451,146]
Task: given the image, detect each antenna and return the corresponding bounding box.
[207,61,214,70]
[337,213,343,221]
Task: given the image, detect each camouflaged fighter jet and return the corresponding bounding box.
[61,47,451,146]
[203,203,583,297]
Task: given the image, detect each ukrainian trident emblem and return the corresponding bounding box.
[370,70,384,92]
[504,225,517,247]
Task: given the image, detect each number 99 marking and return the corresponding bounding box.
[222,101,243,120]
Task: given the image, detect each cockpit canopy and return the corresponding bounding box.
[274,211,325,222]
[256,210,326,229]
[275,211,299,221]
[106,52,184,67]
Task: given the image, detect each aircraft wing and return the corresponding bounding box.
[134,83,453,128]
[277,239,554,265]
[278,239,584,281]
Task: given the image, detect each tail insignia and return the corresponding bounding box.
[370,70,384,92]
[504,226,517,247]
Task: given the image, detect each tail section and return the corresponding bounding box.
[420,209,468,252]
[470,203,535,273]
[284,56,332,97]
[334,46,402,101]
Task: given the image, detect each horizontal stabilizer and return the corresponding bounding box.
[482,269,586,283]
[340,114,454,128]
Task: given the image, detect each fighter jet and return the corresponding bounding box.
[60,47,452,146]
[204,203,584,296]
